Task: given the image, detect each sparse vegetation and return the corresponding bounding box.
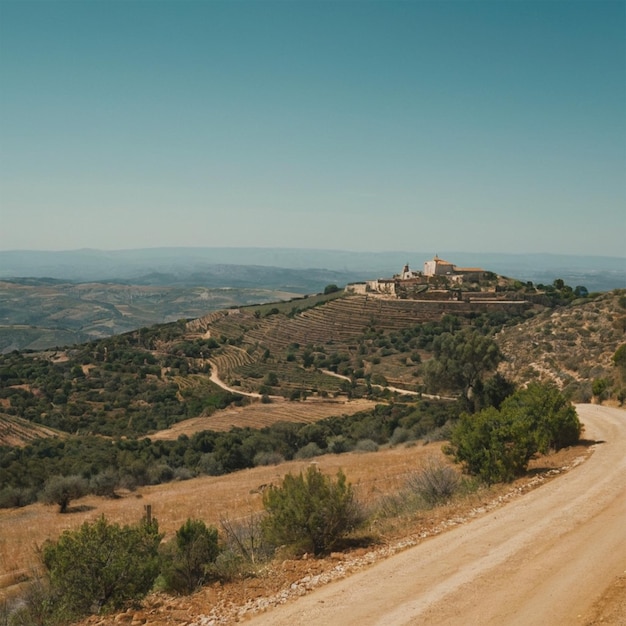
[406,457,461,506]
[0,401,461,506]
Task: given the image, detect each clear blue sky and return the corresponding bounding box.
[1,0,624,256]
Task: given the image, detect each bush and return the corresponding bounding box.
[294,442,322,459]
[448,407,534,484]
[147,463,174,485]
[614,344,626,371]
[501,382,582,452]
[253,451,285,466]
[262,466,362,556]
[160,519,219,594]
[4,573,54,626]
[389,427,411,446]
[42,516,162,618]
[0,486,36,509]
[327,435,352,454]
[173,467,194,481]
[591,378,609,401]
[89,468,119,498]
[196,453,224,476]
[406,458,460,506]
[40,475,89,513]
[354,438,378,453]
[221,513,271,566]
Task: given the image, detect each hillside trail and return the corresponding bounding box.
[243,405,626,626]
[319,369,455,401]
[207,359,269,400]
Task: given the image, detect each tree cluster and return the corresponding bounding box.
[0,400,460,510]
[447,383,581,483]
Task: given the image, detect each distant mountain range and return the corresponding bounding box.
[1,247,624,292]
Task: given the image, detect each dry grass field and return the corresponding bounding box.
[0,437,589,621]
[149,397,378,438]
[0,442,444,587]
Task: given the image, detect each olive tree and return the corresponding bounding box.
[40,475,89,513]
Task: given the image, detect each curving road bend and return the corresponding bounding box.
[245,405,626,626]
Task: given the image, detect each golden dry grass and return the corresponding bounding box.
[149,398,378,438]
[0,440,590,611]
[0,442,446,600]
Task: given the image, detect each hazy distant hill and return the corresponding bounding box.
[0,248,623,352]
[0,279,305,353]
[1,248,624,291]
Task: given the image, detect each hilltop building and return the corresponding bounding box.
[347,256,489,297]
[423,255,487,281]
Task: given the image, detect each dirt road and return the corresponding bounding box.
[245,405,626,625]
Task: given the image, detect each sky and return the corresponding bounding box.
[0,0,624,257]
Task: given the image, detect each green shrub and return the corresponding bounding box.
[501,382,582,452]
[253,451,285,466]
[327,435,352,454]
[147,463,174,485]
[42,516,161,618]
[0,486,36,509]
[354,438,378,452]
[447,407,531,483]
[89,468,119,498]
[294,442,322,459]
[591,378,609,401]
[389,427,411,446]
[160,519,219,594]
[262,466,362,556]
[613,344,626,371]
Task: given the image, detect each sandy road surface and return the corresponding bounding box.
[245,405,626,626]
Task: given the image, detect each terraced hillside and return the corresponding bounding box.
[188,293,533,396]
[193,295,531,348]
[0,414,64,447]
[2,285,621,451]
